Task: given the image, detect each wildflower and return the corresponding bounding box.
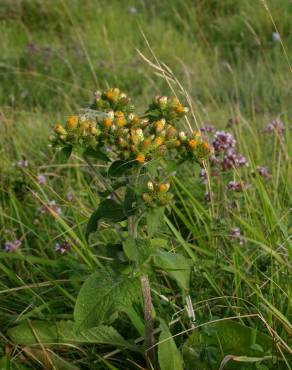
[227,181,246,192]
[188,140,198,149]
[199,168,207,182]
[37,200,62,216]
[67,116,78,130]
[263,120,285,135]
[158,183,170,193]
[147,181,154,191]
[229,227,246,245]
[252,166,271,180]
[272,32,281,42]
[212,131,236,152]
[136,154,145,164]
[155,119,166,133]
[37,174,46,185]
[15,158,29,168]
[67,191,74,201]
[200,124,215,134]
[54,124,67,136]
[222,149,248,170]
[179,131,187,141]
[103,117,113,128]
[129,6,137,14]
[4,240,21,253]
[55,241,71,254]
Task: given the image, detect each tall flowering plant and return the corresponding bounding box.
[51,88,212,369]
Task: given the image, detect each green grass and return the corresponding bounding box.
[0,0,291,369]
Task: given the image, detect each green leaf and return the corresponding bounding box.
[55,146,72,163]
[108,160,133,177]
[86,199,126,238]
[74,269,140,331]
[8,320,135,350]
[158,319,184,370]
[83,147,109,162]
[182,320,284,370]
[153,251,192,290]
[146,207,165,237]
[123,238,153,267]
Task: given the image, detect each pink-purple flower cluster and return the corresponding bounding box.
[37,200,62,216]
[4,240,22,253]
[212,131,236,152]
[229,227,246,245]
[55,241,71,254]
[263,120,285,135]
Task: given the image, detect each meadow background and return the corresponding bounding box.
[0,0,291,369]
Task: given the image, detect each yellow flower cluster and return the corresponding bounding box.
[51,88,213,165]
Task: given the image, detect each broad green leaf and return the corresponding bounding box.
[123,238,153,267]
[158,319,184,370]
[55,146,72,163]
[108,160,133,177]
[182,320,286,370]
[8,320,135,350]
[83,146,109,162]
[153,251,192,290]
[86,199,126,238]
[74,269,140,331]
[146,207,165,237]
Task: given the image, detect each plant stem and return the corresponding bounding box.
[128,215,156,369]
[140,274,157,370]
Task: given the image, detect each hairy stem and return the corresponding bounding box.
[128,215,156,369]
[140,275,156,369]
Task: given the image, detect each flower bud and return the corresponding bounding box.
[54,125,67,136]
[147,181,154,191]
[155,119,166,133]
[116,117,127,127]
[158,96,168,107]
[136,128,144,141]
[154,137,164,147]
[89,126,99,136]
[107,111,115,120]
[159,183,170,193]
[142,192,152,204]
[179,131,187,141]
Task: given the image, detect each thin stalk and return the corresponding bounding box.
[128,215,156,370]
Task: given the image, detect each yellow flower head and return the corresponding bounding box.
[188,139,198,149]
[136,153,145,164]
[67,115,78,130]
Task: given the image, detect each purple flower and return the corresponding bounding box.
[37,200,62,216]
[4,240,22,253]
[222,149,248,171]
[199,168,207,182]
[212,131,236,152]
[263,120,285,135]
[37,174,46,185]
[200,124,215,134]
[253,166,271,180]
[229,227,246,245]
[55,241,71,254]
[227,181,247,192]
[67,191,74,201]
